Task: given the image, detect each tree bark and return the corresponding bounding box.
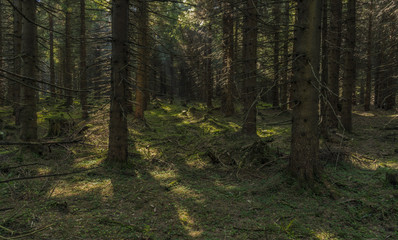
[135,0,149,120]
[341,0,356,132]
[9,0,22,126]
[221,0,235,116]
[107,0,129,166]
[364,0,373,111]
[241,0,258,135]
[280,1,290,111]
[64,0,73,107]
[272,3,280,109]
[0,0,3,105]
[80,0,89,119]
[289,0,322,183]
[20,0,38,142]
[320,0,328,138]
[326,0,342,129]
[49,14,56,99]
[205,25,213,108]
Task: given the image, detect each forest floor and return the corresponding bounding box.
[0,99,397,240]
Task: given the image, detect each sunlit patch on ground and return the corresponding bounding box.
[50,179,113,199]
[150,169,177,181]
[37,166,52,175]
[314,231,337,239]
[185,155,209,169]
[175,204,203,237]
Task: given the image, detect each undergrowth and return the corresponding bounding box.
[0,100,397,239]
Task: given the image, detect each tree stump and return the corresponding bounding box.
[46,114,70,137]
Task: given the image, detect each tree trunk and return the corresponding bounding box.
[107,0,129,166]
[288,5,298,110]
[272,3,280,109]
[205,25,213,108]
[289,0,322,183]
[49,14,56,99]
[320,0,328,138]
[326,0,342,129]
[64,0,73,107]
[341,0,356,132]
[280,1,290,111]
[135,0,149,120]
[221,0,235,116]
[241,0,258,135]
[80,0,89,119]
[364,1,373,111]
[20,0,38,142]
[11,0,22,125]
[0,0,3,105]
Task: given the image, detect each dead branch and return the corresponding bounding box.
[0,167,100,184]
[0,207,14,212]
[0,163,44,172]
[0,140,81,146]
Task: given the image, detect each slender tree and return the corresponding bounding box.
[320,0,328,137]
[135,0,149,120]
[289,0,322,183]
[364,0,373,111]
[221,0,235,116]
[107,0,129,165]
[10,0,22,125]
[280,1,290,111]
[205,24,213,108]
[49,14,56,99]
[326,0,342,129]
[241,0,258,135]
[341,0,356,132]
[80,0,89,119]
[272,3,280,108]
[20,0,38,142]
[0,0,3,105]
[64,0,73,107]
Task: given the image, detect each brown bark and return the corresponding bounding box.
[341,0,356,132]
[135,0,149,120]
[280,1,290,111]
[20,0,38,142]
[49,14,56,99]
[289,0,322,183]
[80,0,89,119]
[374,33,381,108]
[0,0,3,105]
[107,0,129,166]
[221,0,235,116]
[272,3,280,108]
[326,0,342,129]
[241,0,258,135]
[9,0,22,125]
[364,1,373,111]
[288,4,298,110]
[205,25,213,108]
[320,0,328,137]
[64,0,73,107]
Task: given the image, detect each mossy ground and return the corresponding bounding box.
[0,100,397,239]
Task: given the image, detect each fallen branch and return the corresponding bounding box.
[0,140,81,146]
[0,208,14,212]
[0,163,44,172]
[0,224,54,240]
[0,167,100,184]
